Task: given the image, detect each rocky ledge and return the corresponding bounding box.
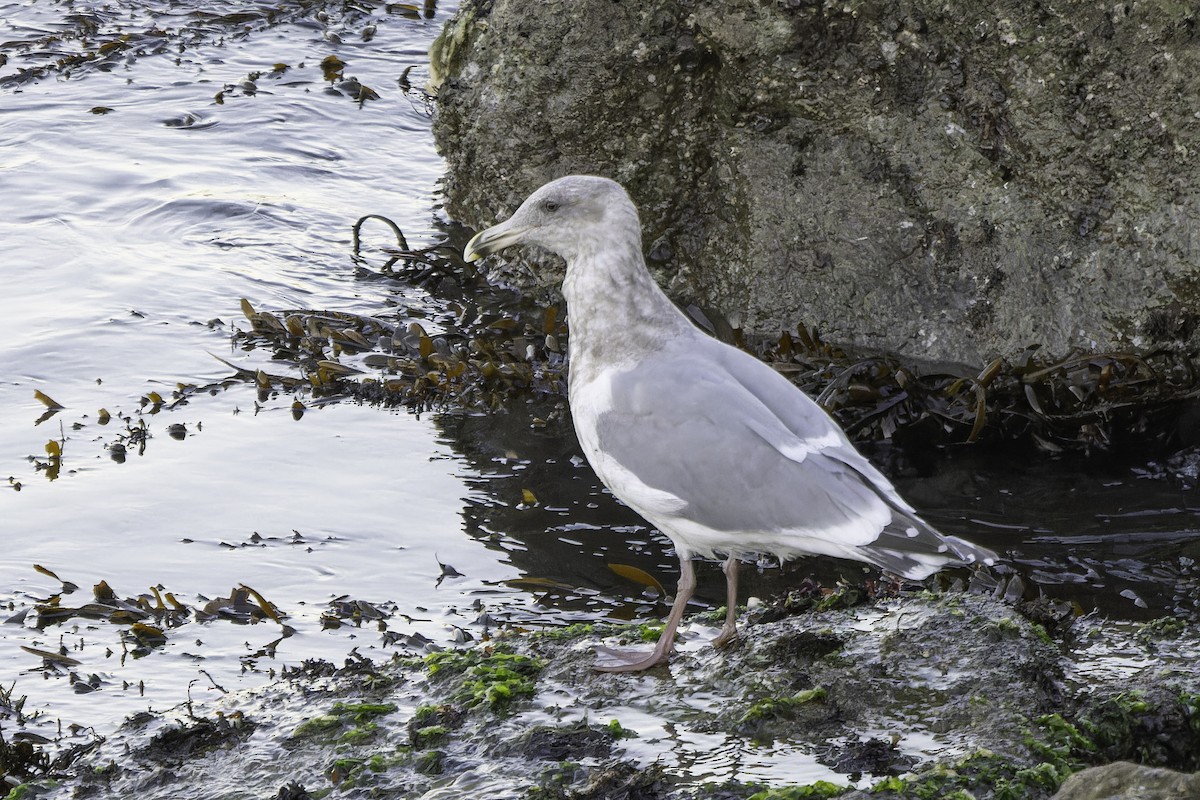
[12,590,1199,799]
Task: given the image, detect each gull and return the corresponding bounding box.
[464,176,997,672]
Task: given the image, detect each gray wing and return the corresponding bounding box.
[592,336,995,578]
[712,340,996,574]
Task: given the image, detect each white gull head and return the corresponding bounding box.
[463,175,640,265]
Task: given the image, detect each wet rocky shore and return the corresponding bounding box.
[9,588,1198,799]
[4,2,1199,799]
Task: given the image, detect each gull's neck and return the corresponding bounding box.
[561,235,693,375]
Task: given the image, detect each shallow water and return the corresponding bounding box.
[1,0,493,749]
[1,0,1199,791]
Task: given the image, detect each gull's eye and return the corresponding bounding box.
[542,199,559,213]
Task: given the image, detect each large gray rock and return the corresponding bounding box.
[430,0,1200,365]
[1051,761,1200,800]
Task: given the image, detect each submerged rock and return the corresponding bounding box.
[431,0,1200,366]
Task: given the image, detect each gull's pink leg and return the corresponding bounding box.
[712,556,740,649]
[594,555,697,673]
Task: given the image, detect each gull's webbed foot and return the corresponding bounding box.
[711,623,740,650]
[592,644,672,673]
[592,555,696,673]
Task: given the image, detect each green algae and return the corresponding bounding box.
[407,703,467,749]
[533,622,601,641]
[411,724,449,747]
[747,781,849,799]
[331,756,363,772]
[543,619,668,646]
[326,749,415,791]
[292,701,397,743]
[4,784,57,800]
[425,647,545,712]
[813,586,864,612]
[865,690,1200,799]
[366,753,387,772]
[293,714,343,739]
[633,622,668,643]
[339,722,381,745]
[741,688,828,724]
[409,704,458,728]
[1183,691,1200,732]
[1028,622,1053,646]
[604,719,638,739]
[1075,689,1197,766]
[868,749,1069,799]
[1136,617,1188,642]
[330,701,398,723]
[27,591,1200,798]
[1028,713,1094,767]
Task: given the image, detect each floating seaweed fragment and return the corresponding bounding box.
[0,5,356,89]
[321,597,397,630]
[33,436,65,480]
[225,266,569,412]
[238,584,288,627]
[0,719,102,784]
[17,567,306,686]
[337,77,380,106]
[390,4,423,20]
[607,563,667,598]
[33,564,79,593]
[196,586,289,629]
[397,64,437,116]
[19,646,82,668]
[32,391,62,410]
[125,622,168,657]
[320,55,346,82]
[33,390,65,426]
[436,556,464,587]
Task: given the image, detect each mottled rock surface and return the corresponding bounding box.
[431,0,1200,365]
[32,592,1200,800]
[1051,761,1200,800]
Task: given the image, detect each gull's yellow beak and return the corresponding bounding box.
[463,220,529,262]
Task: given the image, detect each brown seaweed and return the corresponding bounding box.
[223,215,1200,455]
